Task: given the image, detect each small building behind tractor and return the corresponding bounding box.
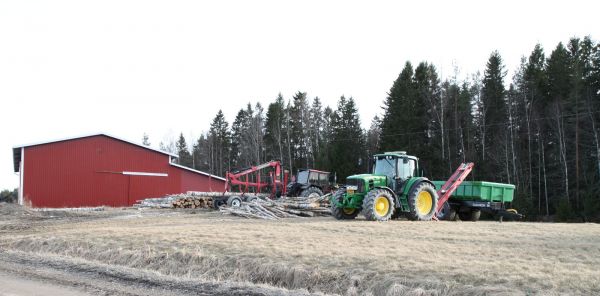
[286,169,336,198]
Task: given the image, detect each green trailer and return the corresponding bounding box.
[431,181,520,221]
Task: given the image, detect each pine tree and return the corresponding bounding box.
[142,133,151,146]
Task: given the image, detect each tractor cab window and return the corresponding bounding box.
[373,156,397,180]
[319,173,328,183]
[397,158,417,180]
[297,170,309,184]
[309,171,319,183]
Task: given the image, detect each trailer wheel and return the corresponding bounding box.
[300,186,323,199]
[213,197,227,209]
[330,188,359,220]
[362,189,394,221]
[227,196,242,207]
[406,182,439,221]
[471,209,481,221]
[436,201,456,221]
[245,195,257,203]
[459,209,481,222]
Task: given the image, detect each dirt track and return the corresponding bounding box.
[1,204,599,295]
[0,269,89,296]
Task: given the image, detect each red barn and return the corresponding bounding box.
[12,133,225,208]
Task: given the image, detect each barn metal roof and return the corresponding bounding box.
[13,133,178,172]
[170,163,226,181]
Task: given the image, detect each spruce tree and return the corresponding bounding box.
[264,93,286,163]
[290,91,311,172]
[380,61,414,151]
[176,133,193,167]
[208,110,231,176]
[480,51,508,180]
[546,43,573,204]
[329,96,364,181]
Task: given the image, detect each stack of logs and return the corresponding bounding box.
[171,196,213,209]
[134,192,332,220]
[219,194,331,220]
[133,193,214,209]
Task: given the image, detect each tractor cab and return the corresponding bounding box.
[372,151,418,192]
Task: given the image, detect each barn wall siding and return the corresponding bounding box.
[21,135,225,208]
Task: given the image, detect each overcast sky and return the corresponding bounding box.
[1,0,598,189]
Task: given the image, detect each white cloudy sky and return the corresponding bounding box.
[0,0,598,189]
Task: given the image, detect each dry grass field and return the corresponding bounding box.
[1,205,600,295]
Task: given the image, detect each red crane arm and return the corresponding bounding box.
[435,162,474,218]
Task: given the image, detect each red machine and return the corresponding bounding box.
[434,162,474,220]
[224,160,289,197]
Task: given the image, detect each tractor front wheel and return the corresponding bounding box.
[362,189,395,221]
[406,182,439,221]
[330,188,359,220]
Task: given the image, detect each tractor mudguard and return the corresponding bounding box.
[402,177,435,196]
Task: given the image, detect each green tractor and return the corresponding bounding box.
[330,151,439,221]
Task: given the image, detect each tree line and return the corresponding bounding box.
[153,36,600,221]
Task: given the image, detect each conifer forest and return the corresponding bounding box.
[163,37,600,221]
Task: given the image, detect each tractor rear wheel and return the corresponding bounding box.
[300,186,323,199]
[362,189,394,221]
[406,182,439,221]
[330,188,359,220]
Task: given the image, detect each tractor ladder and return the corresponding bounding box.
[434,162,474,219]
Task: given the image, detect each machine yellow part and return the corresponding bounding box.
[375,196,390,216]
[416,191,433,215]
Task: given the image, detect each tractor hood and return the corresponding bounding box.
[346,174,389,190]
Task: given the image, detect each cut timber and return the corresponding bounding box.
[219,193,331,220]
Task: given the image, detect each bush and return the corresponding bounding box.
[0,189,18,203]
[555,198,575,222]
[582,193,600,222]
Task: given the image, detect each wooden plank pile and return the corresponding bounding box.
[219,193,331,220]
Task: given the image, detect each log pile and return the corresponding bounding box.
[171,196,214,209]
[134,192,332,220]
[219,193,331,220]
[134,194,213,209]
